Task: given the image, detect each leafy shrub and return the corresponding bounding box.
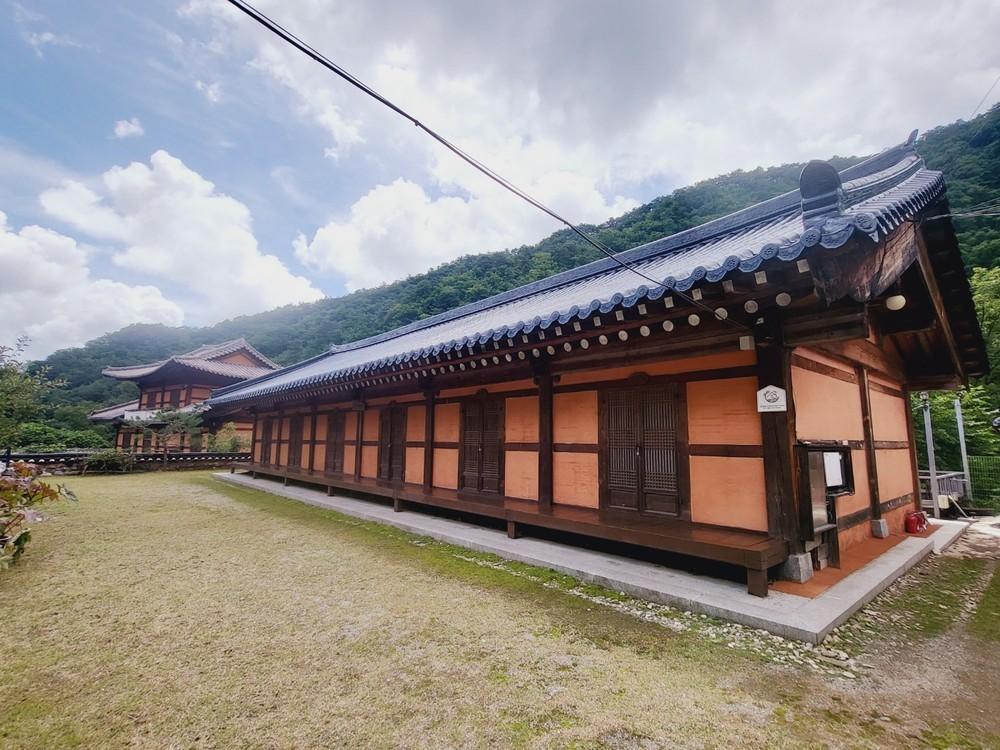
[82,450,134,474]
[12,421,108,452]
[0,461,76,568]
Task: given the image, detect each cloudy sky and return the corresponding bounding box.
[3,0,999,359]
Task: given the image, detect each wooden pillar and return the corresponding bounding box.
[276,406,285,469]
[307,406,317,474]
[536,369,553,511]
[423,390,435,493]
[353,401,364,480]
[903,389,922,512]
[755,317,800,550]
[855,365,881,519]
[249,410,258,464]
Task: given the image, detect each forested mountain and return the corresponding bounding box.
[26,106,1000,450]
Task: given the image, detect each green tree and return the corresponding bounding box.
[208,422,245,453]
[0,338,62,449]
[137,408,204,460]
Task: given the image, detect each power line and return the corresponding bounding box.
[223,0,748,330]
[970,72,1000,120]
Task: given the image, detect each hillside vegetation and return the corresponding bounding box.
[23,107,1000,454]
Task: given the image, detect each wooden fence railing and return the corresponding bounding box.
[3,451,251,472]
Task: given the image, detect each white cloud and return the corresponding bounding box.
[182,0,1000,289]
[295,176,635,291]
[195,79,222,103]
[21,30,83,58]
[40,150,324,322]
[113,117,145,139]
[0,211,182,359]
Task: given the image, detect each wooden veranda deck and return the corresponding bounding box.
[233,462,788,596]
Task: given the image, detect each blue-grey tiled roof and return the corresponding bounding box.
[209,138,944,407]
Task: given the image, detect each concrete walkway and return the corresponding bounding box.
[216,472,965,643]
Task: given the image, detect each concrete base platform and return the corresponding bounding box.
[215,472,962,643]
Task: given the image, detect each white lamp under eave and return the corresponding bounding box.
[886,294,907,311]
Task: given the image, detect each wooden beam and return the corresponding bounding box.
[855,365,881,520]
[913,221,965,380]
[536,368,554,511]
[903,388,922,513]
[423,390,435,493]
[353,403,363,481]
[307,406,317,474]
[755,315,800,549]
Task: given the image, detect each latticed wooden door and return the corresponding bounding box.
[378,406,407,483]
[601,385,681,515]
[288,415,304,468]
[325,411,345,474]
[460,398,504,495]
[640,387,680,515]
[604,388,641,510]
[260,418,273,464]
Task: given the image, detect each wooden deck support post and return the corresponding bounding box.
[756,316,802,554]
[506,520,521,539]
[536,367,554,512]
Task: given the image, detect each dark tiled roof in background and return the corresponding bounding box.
[208,137,948,407]
[88,399,140,421]
[102,337,278,381]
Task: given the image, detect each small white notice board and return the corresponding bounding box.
[756,385,787,413]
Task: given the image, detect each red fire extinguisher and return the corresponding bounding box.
[905,510,929,534]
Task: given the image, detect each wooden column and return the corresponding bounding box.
[536,369,554,512]
[307,406,318,474]
[423,390,435,493]
[855,365,881,519]
[755,317,800,550]
[353,402,364,480]
[249,409,258,464]
[903,388,923,512]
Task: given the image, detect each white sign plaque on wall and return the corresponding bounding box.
[756,385,788,413]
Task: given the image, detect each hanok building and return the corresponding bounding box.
[90,339,278,453]
[208,135,986,595]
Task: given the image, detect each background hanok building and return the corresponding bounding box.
[90,339,278,453]
[209,135,987,595]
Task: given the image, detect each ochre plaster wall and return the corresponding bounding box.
[689,456,767,531]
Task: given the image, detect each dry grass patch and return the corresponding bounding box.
[1,471,997,749]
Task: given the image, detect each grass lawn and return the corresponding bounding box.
[1,471,998,749]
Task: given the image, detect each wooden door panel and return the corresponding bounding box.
[288,415,304,468]
[641,386,680,515]
[325,411,345,474]
[260,418,273,464]
[481,399,503,494]
[460,402,483,491]
[378,409,392,480]
[390,406,406,482]
[604,389,640,510]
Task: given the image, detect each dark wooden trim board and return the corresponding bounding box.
[868,380,907,399]
[553,443,599,453]
[872,440,909,450]
[880,492,914,514]
[553,365,758,394]
[790,353,857,384]
[505,442,540,452]
[688,444,764,458]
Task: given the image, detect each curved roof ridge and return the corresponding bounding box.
[323,135,919,358]
[209,133,944,408]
